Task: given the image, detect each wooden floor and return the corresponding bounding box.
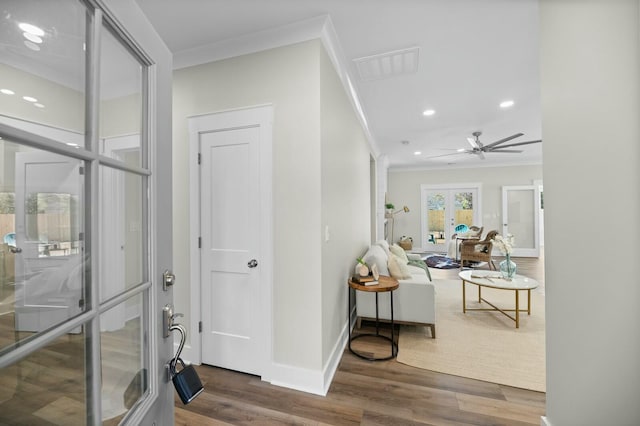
[176,254,546,425]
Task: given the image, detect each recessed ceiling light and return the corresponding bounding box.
[19,23,45,37]
[500,100,515,108]
[414,151,422,155]
[24,40,40,51]
[23,32,43,44]
[34,103,45,108]
[22,96,38,102]
[423,109,436,116]
[0,89,15,95]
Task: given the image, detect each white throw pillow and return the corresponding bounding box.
[388,254,412,280]
[389,244,409,264]
[374,239,391,256]
[363,245,390,276]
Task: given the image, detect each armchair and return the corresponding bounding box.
[459,230,499,270]
[447,226,483,259]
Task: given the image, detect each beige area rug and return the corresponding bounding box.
[397,279,546,392]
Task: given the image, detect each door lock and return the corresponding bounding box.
[247,259,258,268]
[163,270,175,291]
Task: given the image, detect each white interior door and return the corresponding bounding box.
[14,152,83,332]
[502,185,540,257]
[200,125,261,375]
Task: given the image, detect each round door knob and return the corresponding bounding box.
[247,259,258,268]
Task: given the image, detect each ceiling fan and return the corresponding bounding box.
[428,131,542,160]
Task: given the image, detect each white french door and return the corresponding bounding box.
[421,184,481,252]
[502,185,541,257]
[0,1,174,425]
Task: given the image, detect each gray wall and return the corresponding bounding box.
[541,0,640,424]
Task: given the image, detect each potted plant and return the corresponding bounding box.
[385,203,395,218]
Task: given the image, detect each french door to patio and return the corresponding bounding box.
[421,184,481,252]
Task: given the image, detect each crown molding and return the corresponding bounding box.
[172,14,379,158]
[173,15,326,69]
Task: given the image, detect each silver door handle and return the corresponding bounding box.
[10,247,22,254]
[247,259,258,268]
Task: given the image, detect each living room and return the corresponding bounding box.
[155,2,640,425]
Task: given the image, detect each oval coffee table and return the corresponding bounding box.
[458,270,539,328]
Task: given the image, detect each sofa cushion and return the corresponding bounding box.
[388,254,412,279]
[363,244,390,276]
[390,244,409,264]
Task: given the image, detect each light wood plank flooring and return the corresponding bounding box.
[176,254,545,425]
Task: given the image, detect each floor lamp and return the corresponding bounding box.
[390,206,409,244]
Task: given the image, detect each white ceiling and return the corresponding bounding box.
[135,0,541,170]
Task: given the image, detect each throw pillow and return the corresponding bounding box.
[374,239,391,256]
[389,243,409,264]
[363,245,390,276]
[388,254,412,280]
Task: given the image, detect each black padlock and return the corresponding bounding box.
[171,357,204,404]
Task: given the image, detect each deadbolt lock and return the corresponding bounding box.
[163,270,175,291]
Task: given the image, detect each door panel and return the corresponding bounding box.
[502,186,540,257]
[200,127,260,375]
[422,186,480,252]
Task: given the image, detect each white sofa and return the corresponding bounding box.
[355,241,436,338]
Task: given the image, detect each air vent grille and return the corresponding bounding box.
[353,46,420,81]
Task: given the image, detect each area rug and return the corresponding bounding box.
[425,255,460,269]
[397,279,546,392]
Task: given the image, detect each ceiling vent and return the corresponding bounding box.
[353,46,420,81]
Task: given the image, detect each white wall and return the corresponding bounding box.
[173,40,372,379]
[387,165,542,249]
[319,47,370,366]
[173,40,323,369]
[541,1,640,424]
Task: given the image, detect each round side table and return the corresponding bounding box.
[348,275,399,361]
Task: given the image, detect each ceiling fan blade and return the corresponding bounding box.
[467,137,479,149]
[477,151,485,160]
[494,139,542,149]
[483,133,524,149]
[487,149,523,153]
[423,151,469,160]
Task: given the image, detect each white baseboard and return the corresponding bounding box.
[540,416,552,426]
[269,316,351,396]
[176,316,351,396]
[173,341,195,365]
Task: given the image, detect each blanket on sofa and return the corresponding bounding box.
[407,258,432,281]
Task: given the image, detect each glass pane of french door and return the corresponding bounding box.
[0,0,87,146]
[0,330,88,424]
[423,187,479,252]
[426,191,446,246]
[0,139,85,353]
